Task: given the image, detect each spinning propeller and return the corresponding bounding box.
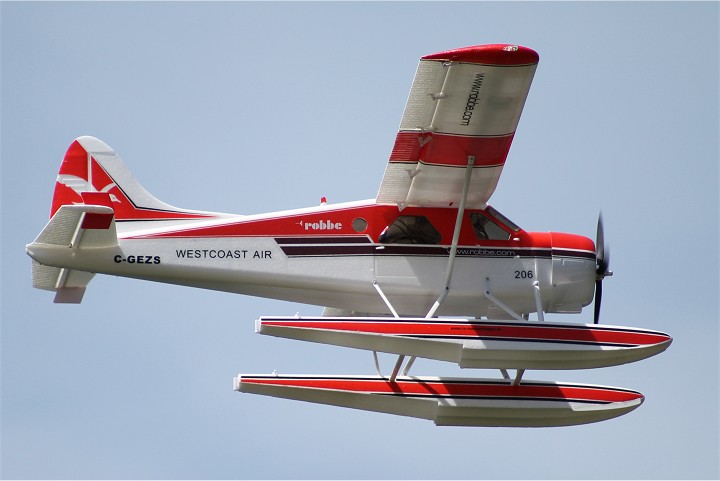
[594,214,613,324]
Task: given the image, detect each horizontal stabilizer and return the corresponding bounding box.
[235,374,644,427]
[32,260,94,303]
[257,317,672,370]
[27,204,119,303]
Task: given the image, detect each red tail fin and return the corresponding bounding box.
[51,136,215,221]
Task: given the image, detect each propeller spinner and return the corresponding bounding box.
[594,214,613,324]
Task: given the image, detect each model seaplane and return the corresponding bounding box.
[27,44,671,427]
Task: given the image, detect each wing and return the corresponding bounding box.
[376,44,538,209]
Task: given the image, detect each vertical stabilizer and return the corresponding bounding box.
[50,136,218,221]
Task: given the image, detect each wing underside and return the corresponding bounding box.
[376,44,538,209]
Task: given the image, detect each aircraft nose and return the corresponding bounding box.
[550,232,596,254]
[549,232,596,313]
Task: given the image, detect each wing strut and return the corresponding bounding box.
[426,155,476,318]
[399,155,476,379]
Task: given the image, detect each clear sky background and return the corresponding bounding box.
[2,2,718,479]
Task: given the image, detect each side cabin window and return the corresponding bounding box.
[470,212,511,241]
[379,215,441,244]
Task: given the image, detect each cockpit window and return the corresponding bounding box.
[379,216,441,244]
[485,206,521,232]
[470,212,511,241]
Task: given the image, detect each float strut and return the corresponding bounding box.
[373,351,382,377]
[372,280,405,379]
[484,278,524,321]
[389,355,406,383]
[372,280,400,318]
[533,281,545,322]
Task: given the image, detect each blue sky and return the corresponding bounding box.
[2,2,718,479]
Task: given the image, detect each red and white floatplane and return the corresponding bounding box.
[27,44,670,427]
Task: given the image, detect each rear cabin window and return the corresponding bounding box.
[379,216,441,244]
[470,212,510,241]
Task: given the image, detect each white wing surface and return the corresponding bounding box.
[376,44,538,209]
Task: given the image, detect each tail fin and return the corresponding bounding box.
[51,136,215,221]
[31,136,220,303]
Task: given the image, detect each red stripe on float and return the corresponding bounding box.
[261,320,671,346]
[240,376,642,403]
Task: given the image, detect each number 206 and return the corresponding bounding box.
[515,270,534,279]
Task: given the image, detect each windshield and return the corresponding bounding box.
[485,206,521,232]
[470,213,510,240]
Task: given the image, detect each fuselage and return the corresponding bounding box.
[29,199,596,318]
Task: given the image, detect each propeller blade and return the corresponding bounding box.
[595,213,612,280]
[602,245,611,276]
[594,279,602,324]
[594,213,611,324]
[596,214,605,268]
